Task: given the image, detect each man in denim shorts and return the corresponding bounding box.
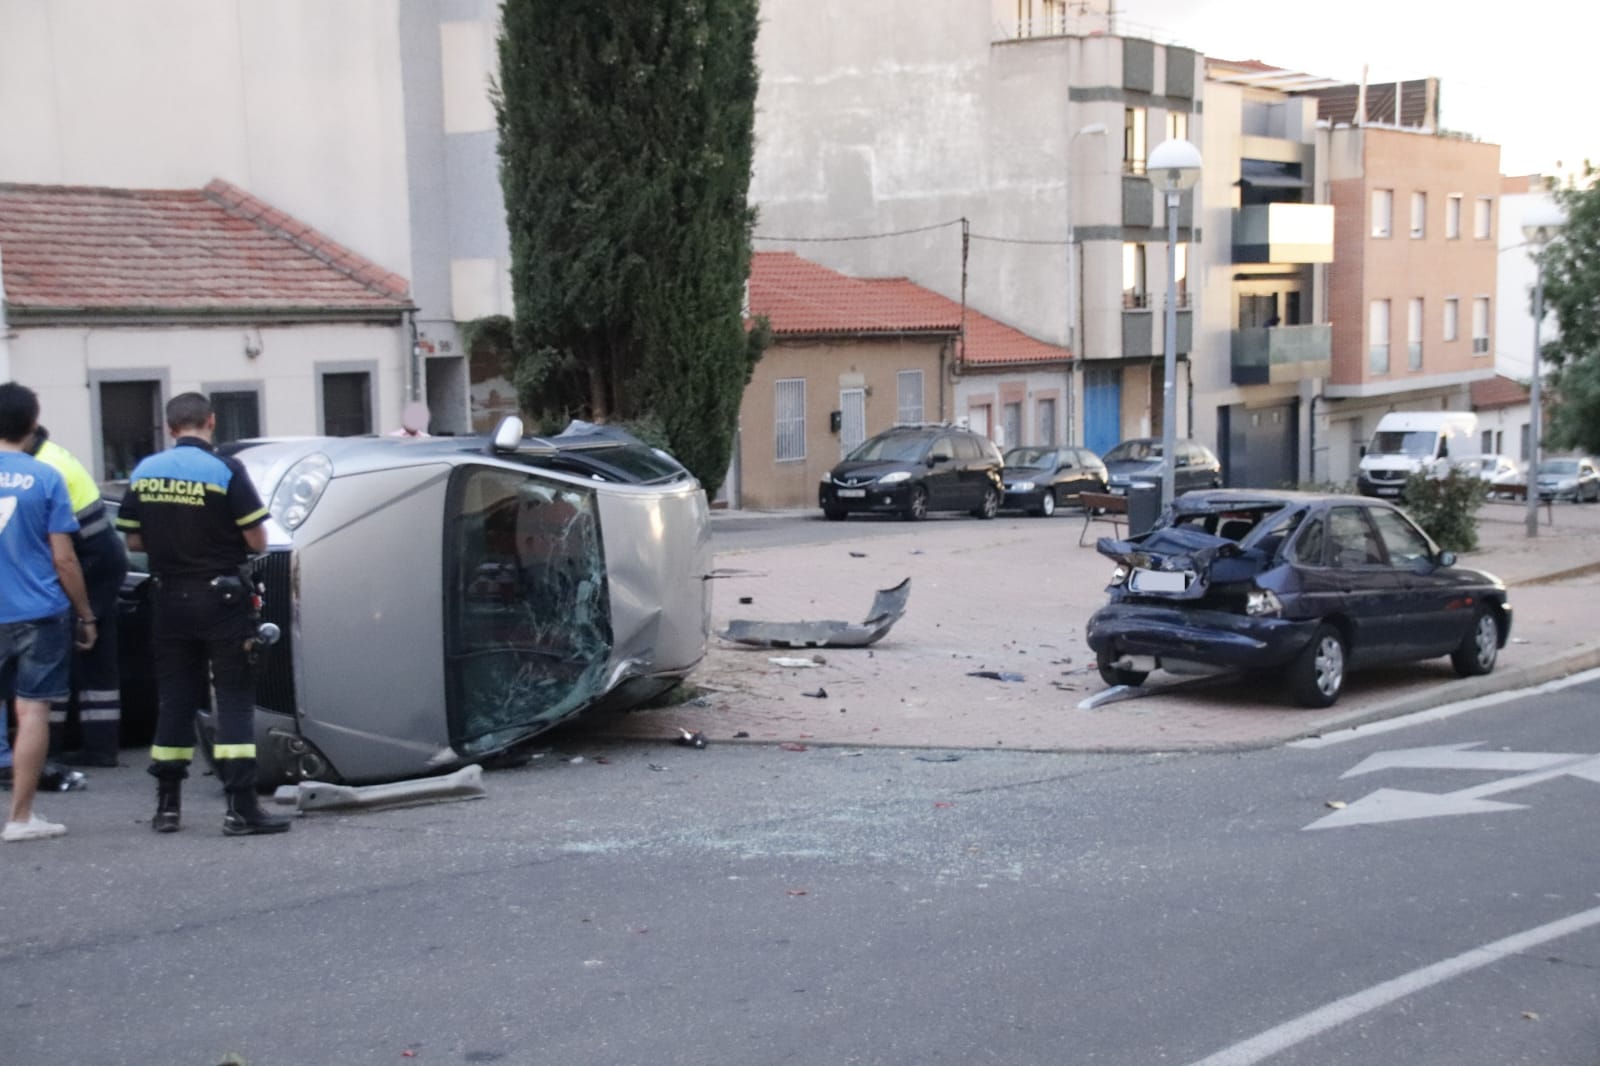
[1,382,97,843]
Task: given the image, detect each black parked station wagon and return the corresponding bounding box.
[1085,490,1511,707]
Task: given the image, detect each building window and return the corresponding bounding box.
[1446,194,1462,239]
[97,379,164,481]
[774,378,805,461]
[1002,402,1023,449]
[321,372,372,436]
[1123,106,1147,174]
[1371,189,1393,238]
[1444,297,1459,341]
[1472,297,1491,355]
[896,369,924,425]
[1037,398,1057,445]
[1122,243,1148,307]
[1166,110,1188,141]
[1410,191,1427,238]
[1408,298,1424,370]
[1369,299,1391,373]
[1474,197,1492,239]
[1174,243,1189,307]
[211,390,261,444]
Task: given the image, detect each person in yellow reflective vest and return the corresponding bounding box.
[26,427,129,768]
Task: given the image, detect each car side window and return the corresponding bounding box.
[1059,451,1074,469]
[1288,516,1326,566]
[1369,507,1433,568]
[929,436,954,462]
[951,435,980,461]
[1329,506,1386,567]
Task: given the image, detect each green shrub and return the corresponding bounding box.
[1399,469,1488,552]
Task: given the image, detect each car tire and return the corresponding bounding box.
[822,506,848,522]
[1035,492,1056,518]
[1450,606,1500,677]
[1096,648,1148,688]
[903,485,929,521]
[1288,623,1345,708]
[973,485,1000,520]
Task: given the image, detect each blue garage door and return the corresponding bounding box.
[1084,366,1122,457]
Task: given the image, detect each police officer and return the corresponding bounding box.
[114,393,290,836]
[27,427,129,766]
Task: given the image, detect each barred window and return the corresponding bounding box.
[896,370,924,424]
[774,379,806,461]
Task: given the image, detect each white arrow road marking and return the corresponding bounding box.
[1184,903,1600,1066]
[1308,753,1600,829]
[1339,741,1583,777]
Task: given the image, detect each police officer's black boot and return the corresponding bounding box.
[222,789,291,836]
[153,778,182,833]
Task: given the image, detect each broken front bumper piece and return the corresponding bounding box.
[720,578,911,649]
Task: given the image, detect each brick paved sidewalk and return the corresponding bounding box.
[599,498,1600,753]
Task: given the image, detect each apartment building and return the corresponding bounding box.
[1319,122,1502,481]
[752,0,1202,457]
[1194,61,1336,488]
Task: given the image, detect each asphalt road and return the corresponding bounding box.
[3,675,1596,1065]
[710,508,1064,553]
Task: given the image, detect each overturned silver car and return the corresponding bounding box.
[121,419,712,785]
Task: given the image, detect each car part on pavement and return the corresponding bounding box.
[720,578,911,648]
[272,763,487,812]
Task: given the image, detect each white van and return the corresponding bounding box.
[1357,411,1479,497]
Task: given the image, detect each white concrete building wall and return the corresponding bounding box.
[0,0,412,278]
[753,0,1127,349]
[10,322,409,475]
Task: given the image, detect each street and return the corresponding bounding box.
[3,673,1596,1065]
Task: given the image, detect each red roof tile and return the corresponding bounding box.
[750,252,1069,366]
[0,179,412,316]
[1471,374,1530,410]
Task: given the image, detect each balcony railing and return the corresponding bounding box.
[993,14,1181,43]
[1232,203,1335,264]
[1232,324,1332,386]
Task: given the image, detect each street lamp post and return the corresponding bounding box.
[1521,198,1566,538]
[1147,138,1202,508]
[1065,122,1107,447]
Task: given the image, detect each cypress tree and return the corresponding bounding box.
[495,0,767,493]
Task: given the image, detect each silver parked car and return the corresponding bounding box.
[111,418,712,786]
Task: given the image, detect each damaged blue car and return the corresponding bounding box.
[1085,490,1511,707]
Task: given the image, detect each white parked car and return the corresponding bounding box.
[1452,453,1522,491]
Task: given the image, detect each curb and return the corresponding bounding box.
[1281,639,1600,743]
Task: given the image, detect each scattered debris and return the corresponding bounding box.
[786,888,809,896]
[724,579,911,649]
[840,750,864,757]
[271,764,487,812]
[849,551,868,558]
[594,756,611,765]
[1325,800,1347,810]
[676,728,708,749]
[915,753,962,763]
[779,742,809,752]
[733,731,751,738]
[802,687,828,699]
[769,656,820,668]
[933,801,954,809]
[1512,637,1531,644]
[1521,1011,1540,1021]
[738,596,754,605]
[566,755,586,765]
[967,670,1025,682]
[648,764,667,772]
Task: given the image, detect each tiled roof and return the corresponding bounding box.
[1471,374,1530,410]
[0,179,412,317]
[750,251,1070,366]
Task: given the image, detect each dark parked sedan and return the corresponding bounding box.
[1000,446,1108,516]
[1085,490,1511,707]
[820,424,1004,521]
[1101,438,1222,497]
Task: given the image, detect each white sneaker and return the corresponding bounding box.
[2,814,68,842]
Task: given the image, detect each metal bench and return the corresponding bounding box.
[1078,491,1128,546]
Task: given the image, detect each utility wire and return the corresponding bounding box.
[969,231,1071,246]
[753,219,965,243]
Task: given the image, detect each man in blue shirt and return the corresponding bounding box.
[0,383,97,843]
